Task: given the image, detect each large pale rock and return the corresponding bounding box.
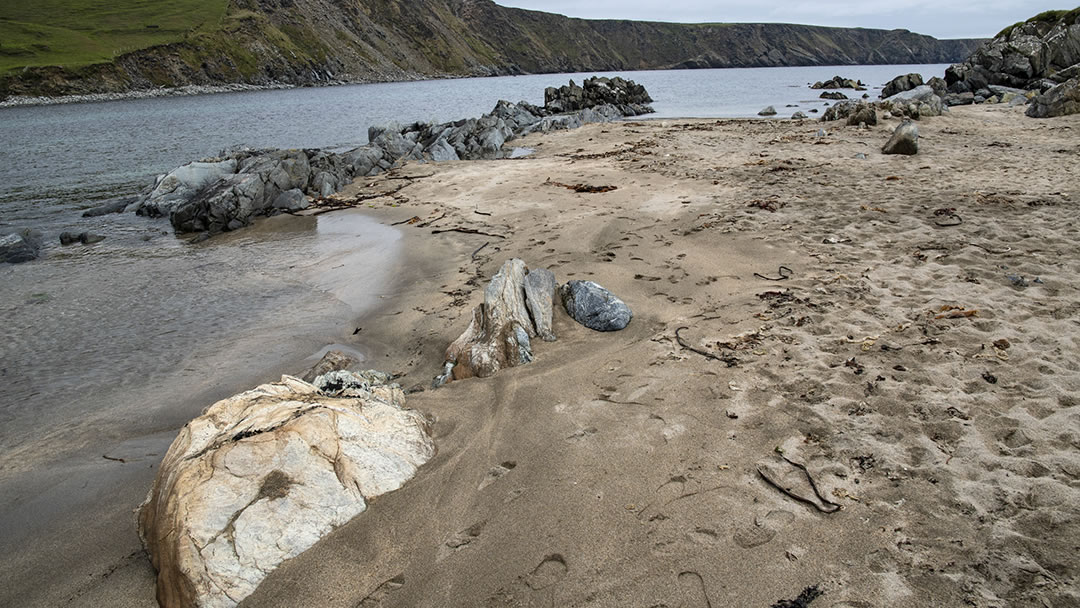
[134,160,238,218]
[1026,77,1080,117]
[138,374,434,608]
[524,268,557,342]
[438,259,535,384]
[883,121,919,155]
[560,280,632,332]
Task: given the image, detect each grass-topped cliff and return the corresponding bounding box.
[0,0,984,98]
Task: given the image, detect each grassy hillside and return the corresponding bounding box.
[0,0,228,73]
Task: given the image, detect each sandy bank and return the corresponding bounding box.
[7,103,1080,607]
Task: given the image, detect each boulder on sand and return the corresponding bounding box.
[138,374,434,608]
[882,121,919,155]
[436,259,537,385]
[560,280,633,332]
[1026,77,1080,118]
[524,268,557,342]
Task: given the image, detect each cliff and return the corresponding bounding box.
[0,0,984,98]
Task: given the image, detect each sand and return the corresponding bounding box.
[13,103,1080,607]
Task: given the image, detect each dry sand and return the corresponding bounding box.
[35,104,1080,607]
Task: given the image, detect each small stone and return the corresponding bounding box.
[758,106,777,116]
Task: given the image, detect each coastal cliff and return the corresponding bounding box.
[0,0,983,98]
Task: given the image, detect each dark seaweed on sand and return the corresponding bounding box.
[770,585,824,608]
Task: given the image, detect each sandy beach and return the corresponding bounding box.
[9,103,1080,607]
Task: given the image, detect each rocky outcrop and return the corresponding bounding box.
[881,73,924,98]
[1026,77,1080,117]
[130,79,652,236]
[138,374,434,608]
[0,229,42,264]
[822,85,945,123]
[883,121,919,155]
[560,281,633,332]
[946,9,1080,94]
[811,76,866,90]
[437,259,537,385]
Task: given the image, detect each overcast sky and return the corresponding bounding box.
[493,1,1066,39]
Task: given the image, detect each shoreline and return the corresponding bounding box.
[3,104,1079,606]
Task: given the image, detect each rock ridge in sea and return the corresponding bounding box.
[128,77,654,237]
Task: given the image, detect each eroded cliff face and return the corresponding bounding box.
[0,0,983,98]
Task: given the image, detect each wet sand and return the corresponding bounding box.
[6,103,1080,607]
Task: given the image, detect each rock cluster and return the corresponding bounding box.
[127,79,654,237]
[1026,77,1080,117]
[945,11,1080,96]
[810,76,866,90]
[435,260,631,386]
[822,84,946,123]
[138,373,434,608]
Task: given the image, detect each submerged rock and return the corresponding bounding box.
[882,121,920,155]
[138,375,434,608]
[758,105,778,116]
[82,196,136,217]
[560,280,632,332]
[0,229,42,263]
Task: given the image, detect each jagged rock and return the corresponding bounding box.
[271,188,308,211]
[82,196,136,217]
[927,76,948,98]
[133,159,238,218]
[811,76,866,90]
[544,76,653,114]
[438,259,536,384]
[946,11,1080,94]
[0,229,42,263]
[758,106,777,116]
[881,73,924,98]
[560,280,632,332]
[820,100,859,122]
[883,121,919,155]
[1026,77,1080,117]
[846,104,878,126]
[524,268,557,342]
[300,350,359,383]
[820,91,848,100]
[138,375,434,608]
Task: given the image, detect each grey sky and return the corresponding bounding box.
[493,1,1068,39]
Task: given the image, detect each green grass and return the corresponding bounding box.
[0,0,228,73]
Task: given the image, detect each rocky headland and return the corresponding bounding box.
[0,0,982,101]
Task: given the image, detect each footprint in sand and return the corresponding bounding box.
[356,574,405,607]
[639,475,689,522]
[677,571,712,608]
[732,510,795,549]
[525,554,568,590]
[437,521,486,561]
[478,461,517,490]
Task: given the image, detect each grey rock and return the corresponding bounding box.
[810,76,865,90]
[82,196,136,217]
[946,14,1080,94]
[758,106,778,116]
[79,232,106,245]
[927,76,948,98]
[311,172,338,198]
[820,91,848,100]
[846,104,878,126]
[882,121,919,155]
[1026,77,1080,117]
[560,280,632,332]
[0,229,42,263]
[272,188,309,211]
[881,73,924,98]
[59,231,80,246]
[944,92,976,106]
[791,111,808,120]
[301,350,359,383]
[134,159,238,218]
[524,268,557,342]
[426,138,460,162]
